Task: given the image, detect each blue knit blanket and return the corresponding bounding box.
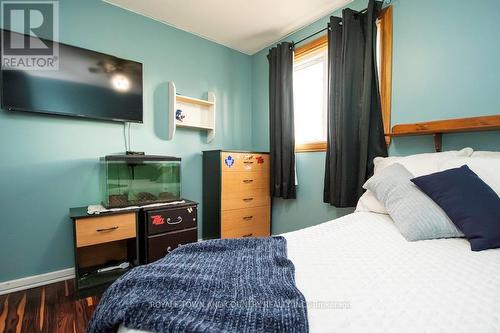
[87,236,308,333]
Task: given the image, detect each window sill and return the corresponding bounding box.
[295,142,327,153]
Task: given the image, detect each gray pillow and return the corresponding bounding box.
[364,163,464,241]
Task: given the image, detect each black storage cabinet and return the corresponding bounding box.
[139,199,198,264]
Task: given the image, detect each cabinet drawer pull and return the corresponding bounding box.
[243,161,254,164]
[242,198,254,202]
[167,216,183,225]
[96,226,118,232]
[242,179,254,184]
[242,233,253,238]
[242,215,254,221]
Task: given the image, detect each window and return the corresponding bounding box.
[292,6,393,152]
[293,35,328,152]
[376,6,394,145]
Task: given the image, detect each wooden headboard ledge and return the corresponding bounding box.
[387,115,500,152]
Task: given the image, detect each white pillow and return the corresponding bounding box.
[356,147,474,214]
[471,151,500,158]
[439,157,500,195]
[373,147,473,176]
[355,190,387,214]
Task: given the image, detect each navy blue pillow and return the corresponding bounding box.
[411,165,500,251]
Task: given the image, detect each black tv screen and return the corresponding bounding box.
[1,30,143,123]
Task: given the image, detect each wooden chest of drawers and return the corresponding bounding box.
[203,150,271,239]
[139,200,198,264]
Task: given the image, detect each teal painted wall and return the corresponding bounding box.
[0,0,252,282]
[389,0,500,155]
[251,0,500,235]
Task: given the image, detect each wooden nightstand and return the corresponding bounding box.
[69,207,140,298]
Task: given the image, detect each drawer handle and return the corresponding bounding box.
[242,233,253,238]
[167,216,183,225]
[243,215,254,221]
[242,179,254,184]
[242,198,254,202]
[96,226,118,232]
[243,161,254,164]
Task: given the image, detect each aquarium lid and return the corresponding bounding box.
[104,155,181,162]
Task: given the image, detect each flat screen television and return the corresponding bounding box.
[0,30,143,123]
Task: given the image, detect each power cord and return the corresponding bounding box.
[128,122,131,152]
[123,122,132,152]
[123,122,129,151]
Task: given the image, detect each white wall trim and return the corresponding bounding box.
[0,268,75,295]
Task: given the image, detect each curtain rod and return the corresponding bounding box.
[292,0,391,48]
[291,9,359,48]
[292,25,330,48]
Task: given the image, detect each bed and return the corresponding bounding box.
[86,148,500,332]
[118,211,500,333]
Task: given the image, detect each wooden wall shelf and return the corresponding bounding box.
[168,82,216,143]
[176,95,215,107]
[387,115,500,152]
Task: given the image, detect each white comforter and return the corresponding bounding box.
[120,212,500,333]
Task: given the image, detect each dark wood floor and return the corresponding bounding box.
[0,280,100,333]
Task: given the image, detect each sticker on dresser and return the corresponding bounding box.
[224,155,234,168]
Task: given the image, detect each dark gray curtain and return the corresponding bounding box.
[324,0,388,207]
[268,42,296,199]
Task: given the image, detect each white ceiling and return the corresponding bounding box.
[103,0,352,55]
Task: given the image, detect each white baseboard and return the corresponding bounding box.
[0,268,75,295]
[0,242,208,295]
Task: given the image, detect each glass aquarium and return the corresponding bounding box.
[101,155,181,208]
